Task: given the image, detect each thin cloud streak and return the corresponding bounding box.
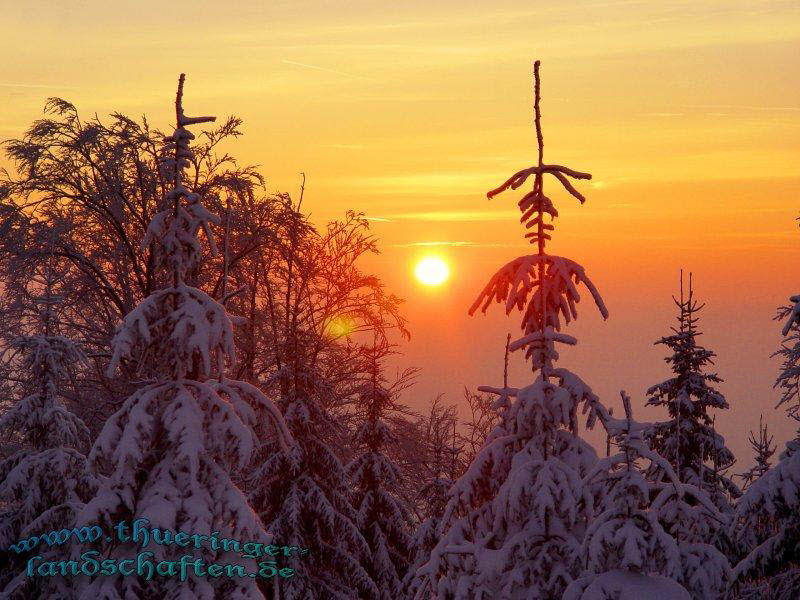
[323,143,366,149]
[680,103,800,112]
[389,241,520,248]
[377,211,519,222]
[0,82,78,89]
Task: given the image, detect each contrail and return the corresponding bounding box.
[281,60,371,81]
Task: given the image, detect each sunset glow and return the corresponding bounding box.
[0,0,797,473]
[1,2,800,597]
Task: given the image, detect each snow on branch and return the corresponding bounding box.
[486,164,591,202]
[107,283,235,379]
[469,255,607,324]
[209,378,293,452]
[509,328,577,352]
[469,254,607,370]
[142,201,221,278]
[0,335,89,450]
[780,294,800,336]
[9,334,86,383]
[87,380,256,490]
[429,61,611,599]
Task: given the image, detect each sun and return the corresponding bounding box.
[414,256,450,286]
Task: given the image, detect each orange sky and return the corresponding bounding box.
[1,0,799,467]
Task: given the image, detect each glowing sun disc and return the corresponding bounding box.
[415,257,450,286]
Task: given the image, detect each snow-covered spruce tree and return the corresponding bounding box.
[660,499,732,599]
[730,416,778,598]
[405,346,501,597]
[0,265,98,599]
[249,345,380,599]
[345,343,413,599]
[638,448,732,599]
[75,75,290,600]
[645,272,739,513]
[732,292,800,599]
[565,392,689,600]
[417,60,610,600]
[643,274,738,598]
[401,398,462,599]
[569,385,729,600]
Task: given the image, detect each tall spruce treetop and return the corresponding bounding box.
[77,75,290,600]
[419,61,610,600]
[645,273,739,511]
[0,264,98,599]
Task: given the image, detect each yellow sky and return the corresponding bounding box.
[1,0,799,462]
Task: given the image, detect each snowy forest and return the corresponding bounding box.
[0,61,797,600]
